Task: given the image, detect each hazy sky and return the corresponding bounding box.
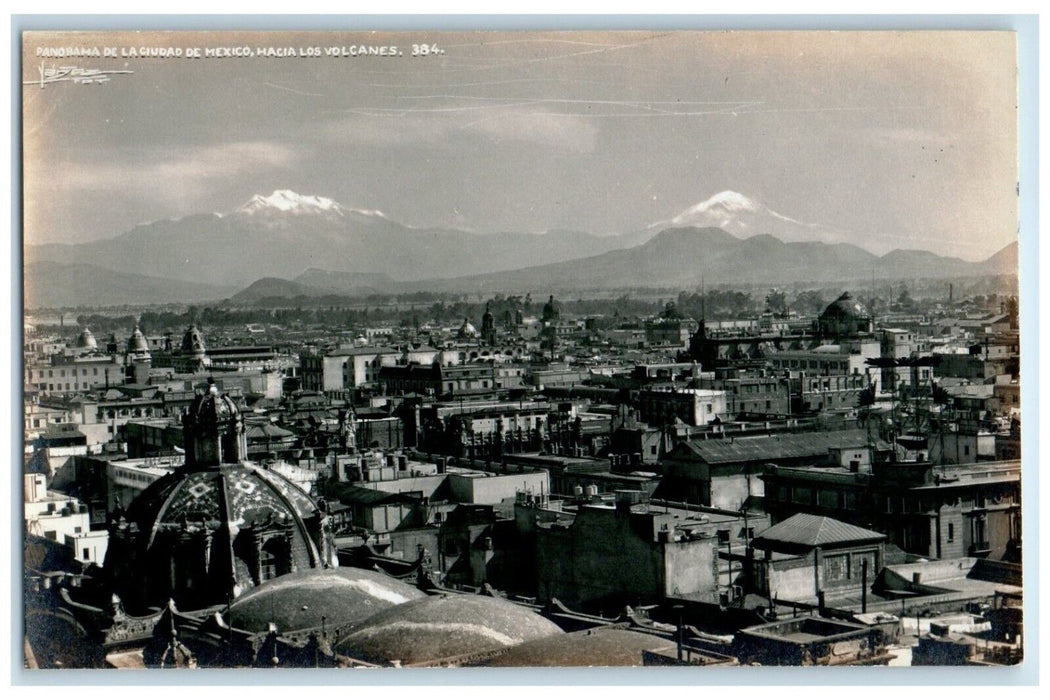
[22,30,1018,261]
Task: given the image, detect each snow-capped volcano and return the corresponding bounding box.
[666,190,760,227]
[652,189,846,245]
[237,189,388,220]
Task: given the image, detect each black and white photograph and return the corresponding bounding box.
[18,26,1027,672]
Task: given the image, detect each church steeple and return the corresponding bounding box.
[481,302,496,344]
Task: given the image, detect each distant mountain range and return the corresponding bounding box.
[26,190,652,289]
[24,261,238,308]
[399,227,1017,294]
[24,189,1018,308]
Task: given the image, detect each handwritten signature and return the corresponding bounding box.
[24,64,134,88]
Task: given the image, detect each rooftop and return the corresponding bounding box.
[752,512,885,549]
[677,429,883,465]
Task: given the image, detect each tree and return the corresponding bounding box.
[765,289,787,316]
[792,290,826,315]
[897,284,914,309]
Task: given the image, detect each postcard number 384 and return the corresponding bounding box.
[412,44,444,56]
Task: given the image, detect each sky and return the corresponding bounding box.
[22,30,1018,261]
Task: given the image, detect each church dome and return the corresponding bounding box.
[226,567,425,634]
[104,382,337,614]
[181,324,207,357]
[457,318,479,339]
[74,327,97,349]
[126,325,150,355]
[334,594,562,666]
[472,627,675,667]
[105,460,328,613]
[821,291,868,320]
[817,291,872,338]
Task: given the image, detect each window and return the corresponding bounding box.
[824,554,850,582]
[817,489,839,509]
[854,551,878,579]
[973,517,987,548]
[82,548,90,560]
[259,538,290,581]
[947,523,954,542]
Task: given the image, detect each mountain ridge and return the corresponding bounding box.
[26,190,651,288]
[24,190,1018,306]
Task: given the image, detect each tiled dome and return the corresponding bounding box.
[226,567,425,634]
[334,594,562,666]
[105,461,327,612]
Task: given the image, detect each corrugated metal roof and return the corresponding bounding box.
[678,429,884,464]
[752,512,885,548]
[244,422,294,439]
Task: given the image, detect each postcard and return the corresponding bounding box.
[20,28,1023,671]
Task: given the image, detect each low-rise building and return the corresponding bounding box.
[637,387,727,427]
[657,428,884,510]
[299,346,400,392]
[761,458,1021,561]
[24,474,108,566]
[749,512,886,604]
[531,490,757,612]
